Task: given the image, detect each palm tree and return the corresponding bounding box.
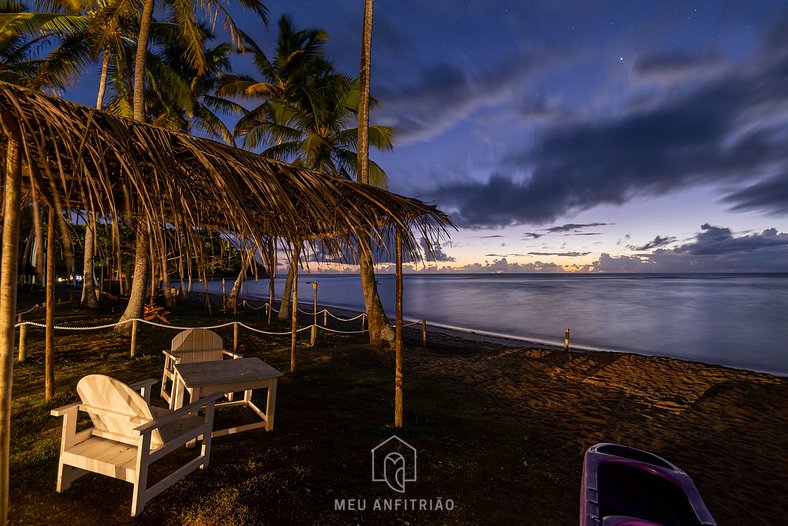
[120,0,267,329]
[222,18,394,324]
[105,24,243,308]
[355,0,393,348]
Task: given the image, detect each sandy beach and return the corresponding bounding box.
[8,292,788,525]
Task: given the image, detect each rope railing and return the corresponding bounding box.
[241,299,365,323]
[13,285,431,367]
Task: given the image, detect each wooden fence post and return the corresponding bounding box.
[323,309,327,326]
[421,319,427,347]
[17,314,26,363]
[564,328,570,351]
[361,313,366,333]
[233,321,239,353]
[311,282,318,346]
[130,319,138,358]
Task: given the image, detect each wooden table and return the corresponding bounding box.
[172,357,283,437]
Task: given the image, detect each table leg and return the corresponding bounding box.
[170,374,180,410]
[265,379,277,431]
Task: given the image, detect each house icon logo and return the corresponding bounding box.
[371,435,417,493]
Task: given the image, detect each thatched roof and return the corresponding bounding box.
[0,81,453,259]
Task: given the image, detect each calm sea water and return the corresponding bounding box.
[205,273,788,376]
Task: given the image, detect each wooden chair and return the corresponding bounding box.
[51,374,223,517]
[161,329,241,407]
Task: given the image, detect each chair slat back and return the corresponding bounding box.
[171,329,224,364]
[77,374,164,447]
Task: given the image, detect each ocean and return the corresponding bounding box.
[202,273,788,376]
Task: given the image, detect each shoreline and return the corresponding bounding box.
[236,292,788,379]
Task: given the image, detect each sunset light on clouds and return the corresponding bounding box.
[64,0,788,272]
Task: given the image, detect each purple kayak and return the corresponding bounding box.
[580,443,716,526]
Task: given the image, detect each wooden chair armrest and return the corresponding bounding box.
[223,350,242,359]
[162,350,177,359]
[129,378,158,390]
[134,391,224,434]
[50,402,80,417]
[129,378,158,403]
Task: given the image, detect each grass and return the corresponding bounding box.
[8,290,788,525]
[9,295,549,525]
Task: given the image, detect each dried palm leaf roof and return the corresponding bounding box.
[0,81,453,260]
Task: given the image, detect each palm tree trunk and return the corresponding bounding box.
[44,177,75,281]
[226,251,251,311]
[133,0,155,122]
[30,189,44,287]
[161,243,173,308]
[357,0,373,187]
[81,212,99,308]
[0,116,23,525]
[82,49,109,306]
[356,0,393,346]
[278,244,300,322]
[359,240,393,345]
[96,49,110,109]
[20,224,32,280]
[122,0,155,321]
[117,224,149,334]
[45,208,55,401]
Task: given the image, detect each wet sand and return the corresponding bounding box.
[403,326,788,524]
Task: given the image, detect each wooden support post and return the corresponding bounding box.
[361,313,366,333]
[221,278,226,307]
[421,319,427,348]
[394,231,404,429]
[564,328,570,351]
[311,282,318,346]
[233,321,239,353]
[130,319,138,358]
[45,208,55,402]
[268,241,275,326]
[290,249,298,373]
[323,309,327,326]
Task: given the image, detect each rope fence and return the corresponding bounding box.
[13,302,431,364]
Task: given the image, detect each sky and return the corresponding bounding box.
[68,0,788,272]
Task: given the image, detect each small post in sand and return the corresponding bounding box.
[17,314,26,363]
[130,319,138,357]
[233,321,239,353]
[564,328,571,351]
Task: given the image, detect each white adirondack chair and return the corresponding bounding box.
[161,328,241,407]
[51,374,223,517]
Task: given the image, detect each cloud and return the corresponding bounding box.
[594,225,788,272]
[427,17,788,227]
[633,51,722,82]
[473,234,504,238]
[528,251,591,257]
[484,253,526,257]
[522,232,543,239]
[375,57,532,144]
[545,222,611,233]
[629,235,676,251]
[420,237,455,262]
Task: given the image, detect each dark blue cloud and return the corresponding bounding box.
[596,225,788,272]
[629,235,676,251]
[427,16,788,228]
